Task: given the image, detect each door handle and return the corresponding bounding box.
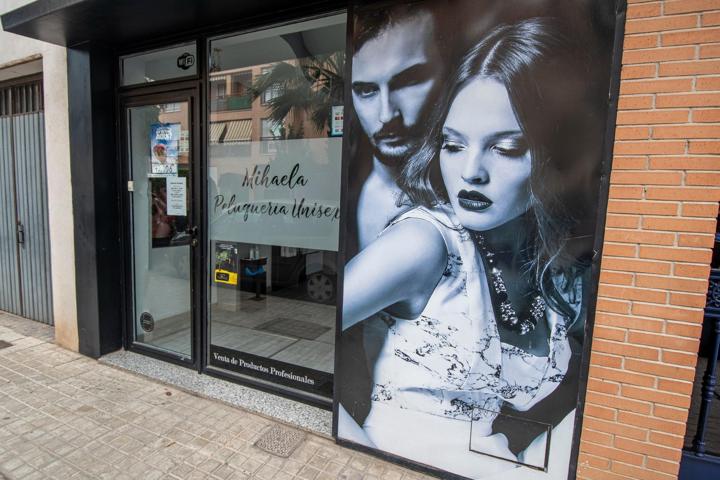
[16,222,25,245]
[185,225,199,247]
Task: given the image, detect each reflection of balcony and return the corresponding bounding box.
[212,94,253,111]
[260,137,281,154]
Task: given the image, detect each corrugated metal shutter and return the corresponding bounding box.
[0,115,21,315]
[0,77,53,325]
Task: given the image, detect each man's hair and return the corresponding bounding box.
[353,3,434,52]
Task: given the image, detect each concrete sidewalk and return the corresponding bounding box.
[0,312,429,480]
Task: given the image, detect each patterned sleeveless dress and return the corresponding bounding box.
[367,205,575,431]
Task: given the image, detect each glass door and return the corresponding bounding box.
[123,91,199,364]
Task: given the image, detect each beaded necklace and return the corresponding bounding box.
[472,231,546,335]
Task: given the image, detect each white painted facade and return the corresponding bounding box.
[1,0,78,351]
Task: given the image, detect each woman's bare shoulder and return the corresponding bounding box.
[364,217,447,289]
[342,217,448,330]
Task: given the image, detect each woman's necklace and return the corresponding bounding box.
[472,232,546,335]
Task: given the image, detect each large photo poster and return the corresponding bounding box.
[336,1,618,479]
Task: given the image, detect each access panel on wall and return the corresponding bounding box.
[336,0,618,478]
[206,15,346,397]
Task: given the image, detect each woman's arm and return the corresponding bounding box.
[342,218,447,331]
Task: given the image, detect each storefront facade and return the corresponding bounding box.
[117,15,348,405]
[2,0,720,479]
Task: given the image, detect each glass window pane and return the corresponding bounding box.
[127,102,192,359]
[207,14,346,396]
[261,119,282,139]
[121,42,197,86]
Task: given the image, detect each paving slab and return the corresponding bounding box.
[0,311,432,480]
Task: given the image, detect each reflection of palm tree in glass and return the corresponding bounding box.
[251,52,345,138]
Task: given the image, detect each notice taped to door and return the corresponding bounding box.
[166,176,187,216]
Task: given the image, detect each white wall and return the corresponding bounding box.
[0,0,78,351]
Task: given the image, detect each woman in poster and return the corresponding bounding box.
[340,18,596,479]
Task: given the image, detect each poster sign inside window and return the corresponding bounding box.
[214,242,239,286]
[336,1,619,479]
[150,123,180,176]
[331,106,344,137]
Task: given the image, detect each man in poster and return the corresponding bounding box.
[339,1,450,445]
[349,4,445,249]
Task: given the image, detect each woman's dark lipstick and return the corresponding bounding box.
[457,189,493,211]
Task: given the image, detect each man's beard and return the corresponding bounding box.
[373,141,417,166]
[370,119,422,167]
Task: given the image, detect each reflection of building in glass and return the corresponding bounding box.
[208,58,340,149]
[157,103,190,164]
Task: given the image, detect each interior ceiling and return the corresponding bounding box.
[1,0,346,49]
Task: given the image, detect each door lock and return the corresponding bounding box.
[16,222,25,245]
[185,225,199,247]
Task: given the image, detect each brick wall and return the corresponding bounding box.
[577,1,720,479]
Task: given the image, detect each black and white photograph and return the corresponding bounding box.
[337,1,617,478]
[6,0,720,479]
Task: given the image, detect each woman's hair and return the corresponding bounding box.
[399,18,599,318]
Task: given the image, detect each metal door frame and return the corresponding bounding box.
[119,83,203,370]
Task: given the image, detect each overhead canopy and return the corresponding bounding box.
[208,120,253,144]
[223,120,252,143]
[1,0,344,48]
[209,122,227,144]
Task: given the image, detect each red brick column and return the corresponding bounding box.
[578,1,720,479]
